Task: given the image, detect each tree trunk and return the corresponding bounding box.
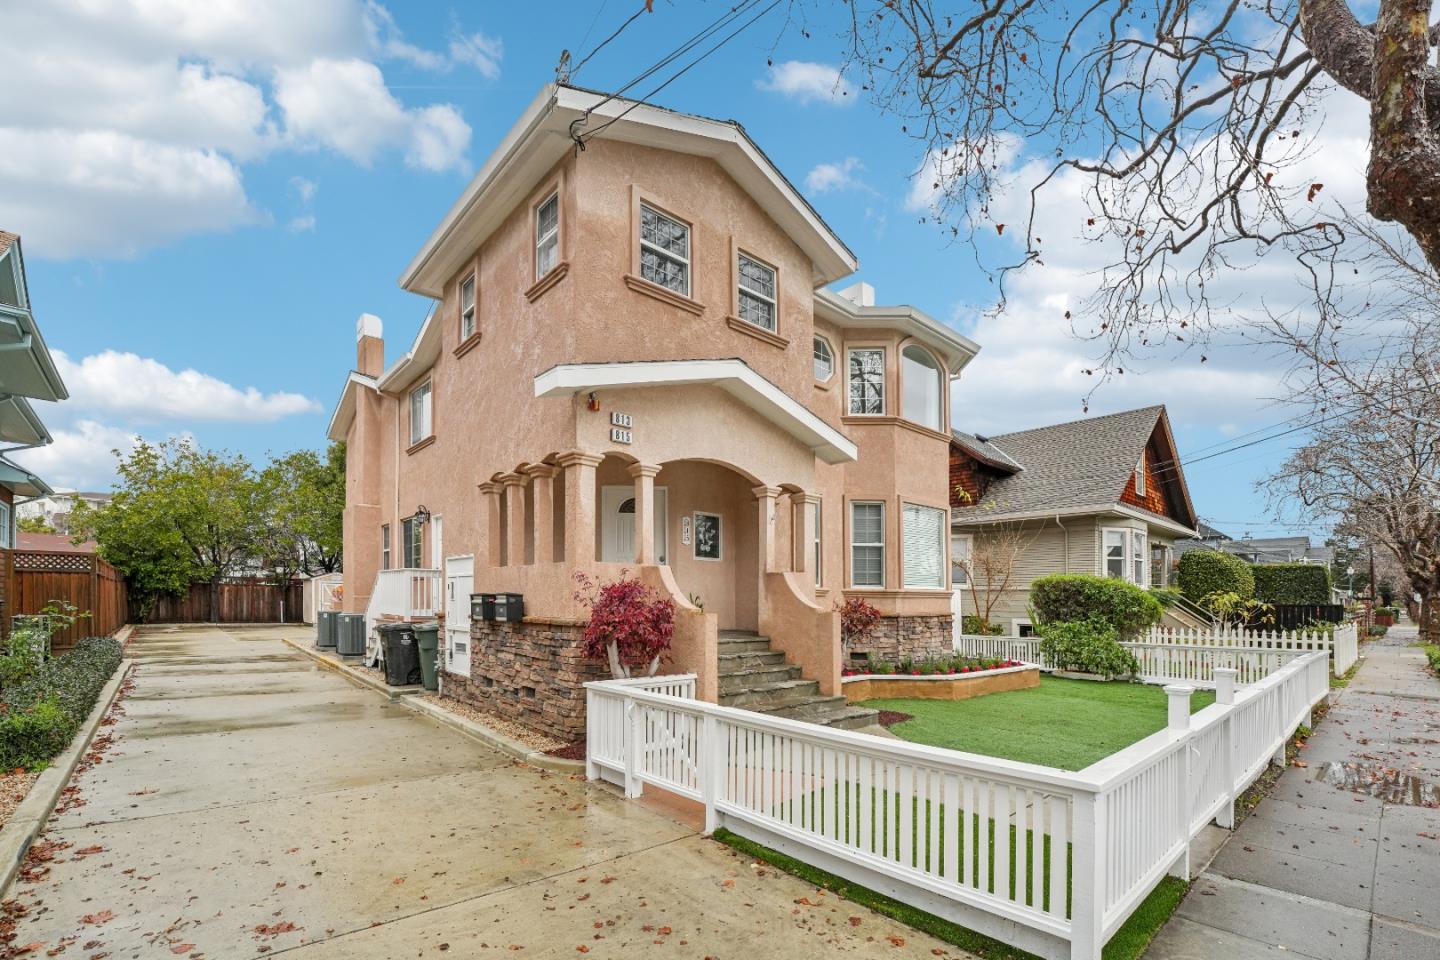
[209,580,221,624]
[1420,592,1440,645]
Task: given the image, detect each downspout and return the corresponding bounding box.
[1054,515,1069,573]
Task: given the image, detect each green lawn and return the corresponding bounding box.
[865,676,1216,770]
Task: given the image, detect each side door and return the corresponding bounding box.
[444,554,474,678]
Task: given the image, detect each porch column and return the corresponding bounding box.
[557,451,603,565]
[752,485,782,574]
[526,464,559,565]
[628,463,662,564]
[795,492,820,578]
[501,473,527,566]
[478,482,504,568]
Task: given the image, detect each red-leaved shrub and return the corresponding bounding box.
[574,571,675,679]
[835,596,882,652]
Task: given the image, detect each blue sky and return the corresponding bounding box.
[3,0,1346,540]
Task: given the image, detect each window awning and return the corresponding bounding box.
[534,359,858,464]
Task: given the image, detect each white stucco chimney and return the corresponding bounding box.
[356,313,384,377]
[836,281,875,307]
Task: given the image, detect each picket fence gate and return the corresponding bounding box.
[586,652,1330,960]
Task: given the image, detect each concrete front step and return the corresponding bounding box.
[717,637,772,654]
[717,650,787,671]
[719,678,821,708]
[717,664,802,694]
[753,694,863,725]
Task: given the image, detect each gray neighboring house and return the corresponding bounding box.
[949,406,1202,635]
[1174,533,1334,565]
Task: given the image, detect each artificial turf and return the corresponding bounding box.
[864,676,1216,770]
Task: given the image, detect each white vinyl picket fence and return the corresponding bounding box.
[586,652,1330,960]
[955,621,1358,681]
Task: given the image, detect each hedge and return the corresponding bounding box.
[1251,563,1332,605]
[1030,574,1164,640]
[1177,551,1254,602]
[0,636,123,769]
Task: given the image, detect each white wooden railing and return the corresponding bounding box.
[957,621,1359,680]
[363,568,442,660]
[586,652,1329,960]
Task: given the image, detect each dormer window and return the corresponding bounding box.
[459,275,476,340]
[736,253,776,332]
[640,204,690,296]
[1135,450,1147,496]
[535,193,559,280]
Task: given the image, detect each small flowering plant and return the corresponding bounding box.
[573,571,675,679]
[841,656,1023,678]
[835,597,882,655]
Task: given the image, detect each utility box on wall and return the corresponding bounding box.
[471,592,523,622]
[471,593,496,621]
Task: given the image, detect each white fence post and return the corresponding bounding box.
[1213,667,1238,829]
[1069,790,1106,960]
[624,698,644,798]
[1165,685,1194,880]
[585,688,598,781]
[701,713,721,834]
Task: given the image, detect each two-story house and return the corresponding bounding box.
[329,85,978,742]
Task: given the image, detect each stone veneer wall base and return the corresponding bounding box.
[846,614,953,668]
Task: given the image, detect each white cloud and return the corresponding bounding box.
[53,350,321,423]
[288,215,317,233]
[757,61,854,106]
[0,1,487,259]
[0,129,259,259]
[9,421,142,492]
[806,157,866,194]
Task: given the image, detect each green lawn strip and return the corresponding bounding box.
[1421,644,1440,673]
[862,677,1216,770]
[713,827,1187,960]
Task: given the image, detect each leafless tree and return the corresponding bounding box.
[823,0,1440,367]
[958,522,1037,628]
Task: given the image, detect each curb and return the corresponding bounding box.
[281,637,583,773]
[0,658,135,896]
[282,637,421,700]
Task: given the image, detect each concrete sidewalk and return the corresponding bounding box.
[1,624,967,958]
[1147,626,1440,960]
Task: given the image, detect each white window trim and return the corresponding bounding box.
[1132,530,1148,587]
[901,502,947,590]
[1102,527,1129,581]
[1102,526,1150,586]
[408,380,433,447]
[811,500,823,588]
[381,523,391,570]
[900,344,945,433]
[459,274,476,341]
[1135,450,1147,496]
[639,203,691,297]
[849,500,886,588]
[847,347,886,416]
[535,192,559,281]
[813,335,835,382]
[951,532,973,587]
[1011,618,1033,638]
[736,251,777,331]
[0,502,11,550]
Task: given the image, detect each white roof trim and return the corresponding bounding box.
[534,359,858,464]
[951,502,1199,538]
[814,287,980,377]
[326,372,379,442]
[1113,504,1199,539]
[400,84,858,297]
[375,308,440,394]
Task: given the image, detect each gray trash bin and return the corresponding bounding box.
[317,610,339,648]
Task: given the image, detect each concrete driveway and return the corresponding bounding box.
[2,624,963,958]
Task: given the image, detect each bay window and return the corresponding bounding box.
[1132,531,1147,586]
[901,345,943,431]
[902,503,946,589]
[850,501,885,587]
[1104,529,1127,579]
[847,348,884,415]
[1103,527,1149,585]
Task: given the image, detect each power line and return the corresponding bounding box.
[569,0,639,81]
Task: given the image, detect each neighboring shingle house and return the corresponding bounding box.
[1174,533,1332,565]
[949,406,1200,636]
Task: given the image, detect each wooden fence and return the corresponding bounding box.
[140,578,305,624]
[9,550,130,651]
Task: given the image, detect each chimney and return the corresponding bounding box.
[836,281,875,307]
[356,313,383,377]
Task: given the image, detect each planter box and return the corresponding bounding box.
[841,664,1040,702]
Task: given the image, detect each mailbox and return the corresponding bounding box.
[493,592,525,622]
[471,593,497,621]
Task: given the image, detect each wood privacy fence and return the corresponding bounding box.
[10,550,129,651]
[139,578,305,624]
[587,653,1331,960]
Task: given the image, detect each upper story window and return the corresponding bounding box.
[1135,450,1147,496]
[847,348,884,415]
[459,275,476,341]
[736,253,776,331]
[901,345,943,432]
[813,336,834,381]
[640,204,690,296]
[409,381,433,446]
[535,193,559,279]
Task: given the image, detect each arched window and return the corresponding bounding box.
[813,335,834,381]
[901,345,943,431]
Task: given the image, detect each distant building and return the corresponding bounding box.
[1174,532,1333,565]
[16,490,112,534]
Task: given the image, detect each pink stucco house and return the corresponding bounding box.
[328,85,979,741]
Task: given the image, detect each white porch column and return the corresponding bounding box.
[501,473,527,566]
[478,482,504,568]
[794,492,820,578]
[526,464,559,565]
[752,485,782,574]
[557,451,603,565]
[628,463,662,565]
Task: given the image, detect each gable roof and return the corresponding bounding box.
[951,405,1198,533]
[400,84,858,298]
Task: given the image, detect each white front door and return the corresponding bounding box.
[600,486,668,564]
[444,554,474,678]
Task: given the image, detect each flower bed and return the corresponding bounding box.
[841,659,1039,702]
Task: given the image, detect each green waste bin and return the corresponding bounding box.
[414,621,440,692]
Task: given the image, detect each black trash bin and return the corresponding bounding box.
[377,622,422,686]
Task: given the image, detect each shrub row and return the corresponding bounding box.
[1251,563,1332,605]
[1030,574,1163,640]
[0,637,123,769]
[1177,551,1255,602]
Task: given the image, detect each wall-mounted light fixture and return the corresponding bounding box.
[586,392,600,412]
[413,504,432,525]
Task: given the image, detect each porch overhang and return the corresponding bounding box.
[534,359,859,464]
